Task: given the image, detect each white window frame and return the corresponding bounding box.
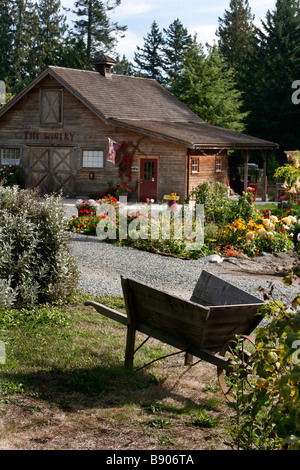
[216,157,222,172]
[82,149,104,169]
[1,148,21,166]
[191,158,199,173]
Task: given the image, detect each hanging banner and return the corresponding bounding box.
[107,138,117,164]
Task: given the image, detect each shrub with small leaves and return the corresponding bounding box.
[228,283,300,450]
[0,185,78,309]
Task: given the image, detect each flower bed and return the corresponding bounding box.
[68,185,300,259]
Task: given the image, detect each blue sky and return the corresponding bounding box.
[61,0,277,61]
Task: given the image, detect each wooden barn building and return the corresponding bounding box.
[0,54,277,202]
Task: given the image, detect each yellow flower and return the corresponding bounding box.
[282,217,291,224]
[246,231,255,240]
[270,215,278,222]
[263,218,270,229]
[266,231,274,240]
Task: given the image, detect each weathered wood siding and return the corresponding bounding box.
[0,75,188,200]
[0,74,229,201]
[188,150,228,194]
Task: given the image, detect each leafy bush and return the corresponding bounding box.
[0,185,78,309]
[190,182,231,223]
[228,282,300,450]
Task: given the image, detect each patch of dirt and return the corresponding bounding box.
[0,358,233,451]
[212,252,298,279]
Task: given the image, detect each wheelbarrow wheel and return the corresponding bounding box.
[217,335,256,403]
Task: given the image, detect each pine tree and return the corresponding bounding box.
[0,0,14,87]
[71,0,127,61]
[9,0,40,92]
[244,0,300,152]
[57,34,90,70]
[216,0,256,72]
[162,19,193,91]
[36,0,67,70]
[133,21,165,82]
[113,54,134,75]
[175,39,248,132]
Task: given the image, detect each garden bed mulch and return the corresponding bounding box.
[210,252,297,278]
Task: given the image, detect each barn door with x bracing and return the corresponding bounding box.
[26,146,76,196]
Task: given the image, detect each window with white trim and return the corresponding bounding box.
[191,158,199,173]
[82,150,104,168]
[1,148,20,166]
[216,157,222,172]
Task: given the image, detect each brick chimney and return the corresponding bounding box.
[90,53,116,79]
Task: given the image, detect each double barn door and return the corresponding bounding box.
[26,146,76,196]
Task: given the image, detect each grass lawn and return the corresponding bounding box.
[254,202,300,215]
[0,290,233,450]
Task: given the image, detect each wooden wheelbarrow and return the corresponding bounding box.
[85,270,263,401]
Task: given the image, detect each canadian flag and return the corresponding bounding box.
[107,138,117,164]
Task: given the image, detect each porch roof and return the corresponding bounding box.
[109,119,277,150]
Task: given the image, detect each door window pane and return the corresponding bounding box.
[143,161,155,181]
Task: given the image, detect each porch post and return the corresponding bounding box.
[261,150,267,202]
[242,150,249,193]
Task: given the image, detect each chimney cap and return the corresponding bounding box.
[89,53,117,66]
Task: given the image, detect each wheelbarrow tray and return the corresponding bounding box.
[85,270,263,371]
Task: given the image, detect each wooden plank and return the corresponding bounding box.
[121,277,138,368]
[131,303,206,348]
[128,278,209,325]
[84,300,128,326]
[191,270,262,306]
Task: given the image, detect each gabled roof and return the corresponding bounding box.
[0,65,277,150]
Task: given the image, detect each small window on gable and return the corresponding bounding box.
[41,88,63,126]
[82,150,104,168]
[216,157,222,172]
[191,158,199,173]
[1,148,20,165]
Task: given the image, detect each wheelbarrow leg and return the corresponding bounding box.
[184,353,194,365]
[125,324,136,369]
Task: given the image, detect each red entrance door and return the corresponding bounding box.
[139,158,158,202]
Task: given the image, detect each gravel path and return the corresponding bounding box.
[64,200,298,304]
[69,233,298,304]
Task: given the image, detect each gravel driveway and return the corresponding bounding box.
[64,200,298,304]
[69,233,297,304]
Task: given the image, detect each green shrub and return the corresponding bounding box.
[190,182,231,223]
[189,182,256,224]
[228,283,300,450]
[0,185,78,309]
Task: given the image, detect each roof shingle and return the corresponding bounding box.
[0,65,277,150]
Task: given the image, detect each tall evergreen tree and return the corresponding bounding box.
[113,54,134,75]
[0,0,14,87]
[133,21,165,82]
[244,0,300,153]
[175,39,248,132]
[162,19,193,91]
[10,0,40,92]
[36,0,67,70]
[71,0,127,61]
[57,34,90,70]
[216,0,256,72]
